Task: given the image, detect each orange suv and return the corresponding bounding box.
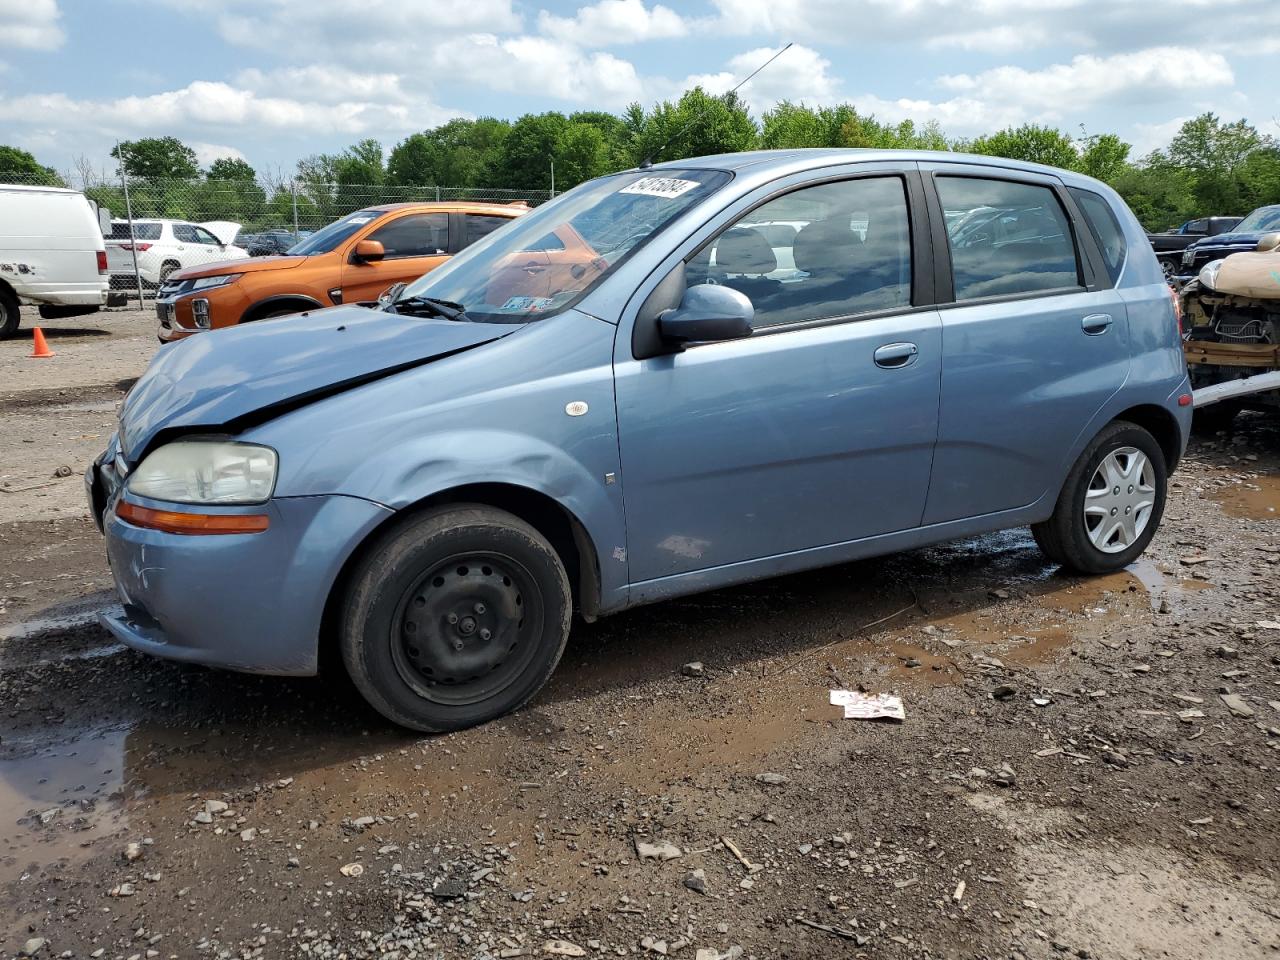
[155,201,528,342]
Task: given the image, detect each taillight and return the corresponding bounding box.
[122,242,152,252]
[96,250,108,274]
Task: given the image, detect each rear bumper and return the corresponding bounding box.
[98,492,393,675]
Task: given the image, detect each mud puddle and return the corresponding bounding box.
[0,726,131,883]
[1209,472,1280,520]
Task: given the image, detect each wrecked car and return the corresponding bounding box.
[1181,232,1280,425]
[87,150,1192,732]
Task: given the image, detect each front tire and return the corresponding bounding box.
[1032,421,1167,574]
[340,505,572,732]
[0,286,19,339]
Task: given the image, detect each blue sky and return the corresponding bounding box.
[0,0,1275,179]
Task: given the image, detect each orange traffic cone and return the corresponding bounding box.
[30,327,54,358]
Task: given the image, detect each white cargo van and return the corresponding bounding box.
[0,184,123,338]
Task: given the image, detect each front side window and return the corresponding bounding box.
[1069,187,1127,285]
[939,177,1080,300]
[463,214,514,249]
[193,226,222,245]
[397,169,732,323]
[686,176,913,329]
[368,213,449,258]
[172,224,199,243]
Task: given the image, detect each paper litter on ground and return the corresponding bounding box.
[829,690,905,721]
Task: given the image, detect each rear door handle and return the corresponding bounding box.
[873,342,919,368]
[1081,313,1113,335]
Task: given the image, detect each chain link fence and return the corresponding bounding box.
[2,168,554,300]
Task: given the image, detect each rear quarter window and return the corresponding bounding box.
[1068,188,1127,285]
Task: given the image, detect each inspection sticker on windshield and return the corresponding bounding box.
[346,216,374,225]
[501,296,554,311]
[619,177,700,199]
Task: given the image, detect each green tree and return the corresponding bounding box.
[965,124,1079,169]
[388,118,511,187]
[554,121,612,188]
[207,156,257,182]
[495,113,569,189]
[1166,113,1275,213]
[1077,133,1131,183]
[0,145,64,185]
[759,102,827,149]
[111,137,200,180]
[627,88,758,166]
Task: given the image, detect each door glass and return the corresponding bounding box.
[686,176,912,329]
[193,226,221,245]
[1069,187,1127,285]
[938,177,1081,300]
[171,224,198,243]
[367,213,449,259]
[463,214,514,248]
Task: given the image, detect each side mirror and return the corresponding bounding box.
[659,284,753,345]
[353,239,385,263]
[1256,232,1280,253]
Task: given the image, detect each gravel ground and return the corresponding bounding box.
[1,306,1277,959]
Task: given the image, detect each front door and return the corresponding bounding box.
[918,166,1132,524]
[615,172,942,586]
[341,211,450,304]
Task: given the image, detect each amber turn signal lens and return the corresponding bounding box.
[115,500,270,535]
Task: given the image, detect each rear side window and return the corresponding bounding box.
[368,213,449,258]
[108,222,161,240]
[1069,187,1127,285]
[938,177,1080,301]
[463,214,514,248]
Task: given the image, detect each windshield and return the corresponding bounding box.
[397,169,732,322]
[288,209,383,255]
[1234,206,1280,234]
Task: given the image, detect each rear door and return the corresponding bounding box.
[918,164,1130,524]
[340,211,450,303]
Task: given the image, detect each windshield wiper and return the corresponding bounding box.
[393,295,467,321]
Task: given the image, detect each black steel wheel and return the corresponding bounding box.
[0,285,19,339]
[340,505,571,732]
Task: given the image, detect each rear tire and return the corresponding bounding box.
[0,286,19,339]
[158,261,180,284]
[1032,421,1167,574]
[340,505,572,733]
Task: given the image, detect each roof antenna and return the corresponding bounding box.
[639,41,794,169]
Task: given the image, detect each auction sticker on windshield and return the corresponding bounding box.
[619,177,701,199]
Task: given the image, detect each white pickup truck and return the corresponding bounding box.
[0,183,125,338]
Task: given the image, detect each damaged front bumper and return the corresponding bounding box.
[87,451,392,675]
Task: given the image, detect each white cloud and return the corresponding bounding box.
[190,142,248,166]
[538,0,688,47]
[677,44,840,115]
[937,47,1234,114]
[0,0,65,50]
[234,66,409,105]
[0,80,462,148]
[434,34,645,106]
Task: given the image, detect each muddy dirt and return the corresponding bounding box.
[1,310,1278,959]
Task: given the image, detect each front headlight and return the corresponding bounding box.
[1198,260,1223,291]
[126,440,277,505]
[190,273,242,291]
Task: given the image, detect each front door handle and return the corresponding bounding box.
[1081,313,1113,335]
[873,342,919,369]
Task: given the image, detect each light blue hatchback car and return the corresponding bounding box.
[88,150,1193,731]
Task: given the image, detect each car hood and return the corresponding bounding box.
[118,304,523,461]
[1188,231,1266,250]
[171,255,308,280]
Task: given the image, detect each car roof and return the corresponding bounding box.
[645,148,1109,184]
[0,184,82,196]
[358,201,530,215]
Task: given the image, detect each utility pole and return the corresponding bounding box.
[550,160,555,198]
[291,181,300,239]
[116,141,145,304]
